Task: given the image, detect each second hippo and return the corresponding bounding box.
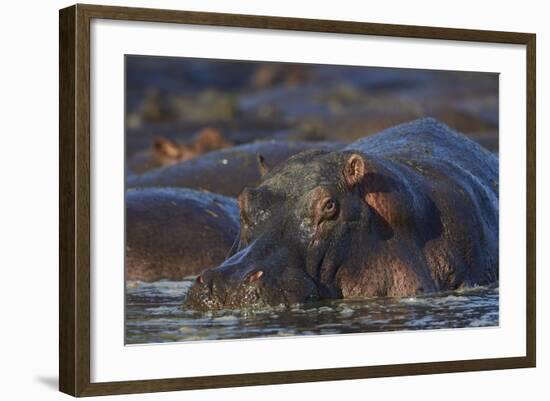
[126,188,239,282]
[127,140,342,197]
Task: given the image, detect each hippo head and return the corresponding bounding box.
[183,150,372,310]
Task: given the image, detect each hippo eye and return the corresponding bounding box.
[324,199,335,211]
[321,198,338,217]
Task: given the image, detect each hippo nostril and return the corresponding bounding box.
[248,270,264,284]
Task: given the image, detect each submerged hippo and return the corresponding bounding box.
[184,118,498,310]
[127,140,342,197]
[126,188,239,282]
[127,128,233,174]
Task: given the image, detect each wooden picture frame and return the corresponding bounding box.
[59,3,536,396]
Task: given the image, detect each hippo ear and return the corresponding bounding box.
[256,153,269,178]
[343,153,365,188]
[153,136,181,159]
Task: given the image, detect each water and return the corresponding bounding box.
[125,280,499,344]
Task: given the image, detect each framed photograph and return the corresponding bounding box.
[59,4,536,397]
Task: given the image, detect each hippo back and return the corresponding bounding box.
[346,117,498,194]
[126,188,239,282]
[127,140,343,197]
[344,118,499,290]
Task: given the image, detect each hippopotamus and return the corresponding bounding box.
[127,128,233,174]
[183,118,498,310]
[127,140,342,197]
[126,188,239,282]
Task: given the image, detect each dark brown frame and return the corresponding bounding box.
[59,3,536,397]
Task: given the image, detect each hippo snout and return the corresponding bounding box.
[196,267,264,297]
[184,264,266,311]
[196,268,264,289]
[183,232,321,310]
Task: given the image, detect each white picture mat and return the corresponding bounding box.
[90,19,526,383]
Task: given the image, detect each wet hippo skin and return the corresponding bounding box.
[127,140,342,197]
[184,118,499,310]
[126,188,239,282]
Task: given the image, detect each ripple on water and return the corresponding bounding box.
[144,305,180,315]
[468,311,500,327]
[211,315,240,325]
[399,297,427,305]
[339,307,355,318]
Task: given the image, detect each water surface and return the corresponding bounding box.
[125,280,498,344]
